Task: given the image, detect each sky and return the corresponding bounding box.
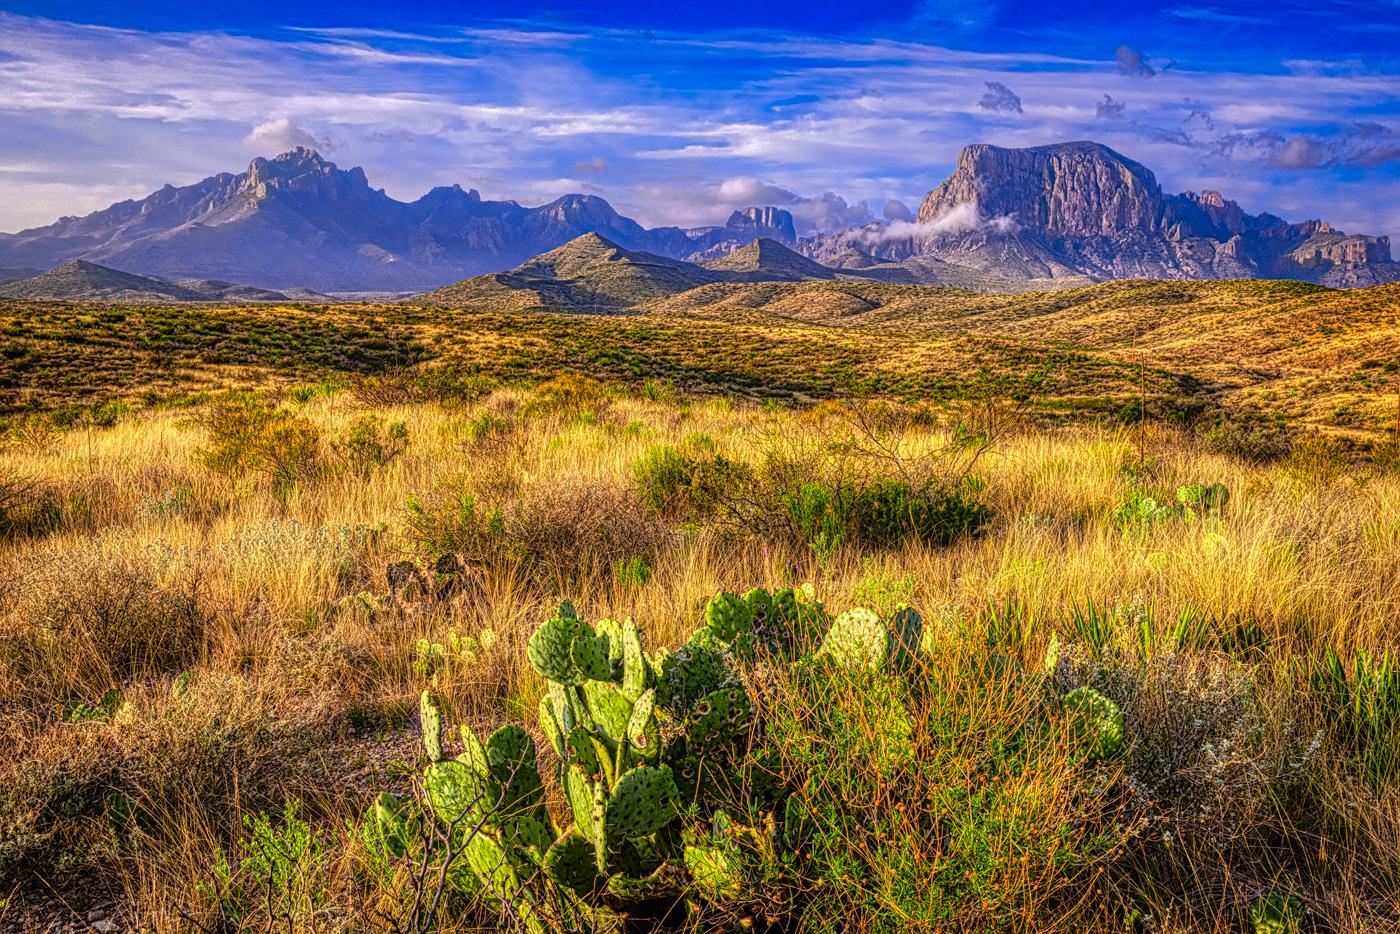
[2,1,1399,241]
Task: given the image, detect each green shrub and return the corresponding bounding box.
[632,443,750,516]
[783,479,990,555]
[612,555,652,590]
[205,801,329,928]
[332,415,409,478]
[195,395,322,503]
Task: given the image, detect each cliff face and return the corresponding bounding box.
[898,142,1399,287]
[917,142,1163,237]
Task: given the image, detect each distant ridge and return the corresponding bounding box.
[0,260,295,302]
[2,141,1395,292]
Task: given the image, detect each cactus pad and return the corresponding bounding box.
[1063,686,1125,760]
[570,632,614,682]
[704,591,754,642]
[657,644,734,715]
[546,830,600,896]
[425,760,497,826]
[528,612,591,685]
[606,765,678,838]
[687,687,754,751]
[818,608,887,671]
[420,689,446,762]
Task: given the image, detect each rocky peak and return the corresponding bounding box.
[724,206,797,242]
[241,148,369,203]
[918,141,1163,238]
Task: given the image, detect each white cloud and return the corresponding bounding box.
[241,118,333,155]
[0,12,1397,244]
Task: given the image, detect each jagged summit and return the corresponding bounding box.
[0,150,799,291]
[871,141,1399,287]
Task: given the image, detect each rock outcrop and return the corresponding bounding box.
[839,141,1400,288]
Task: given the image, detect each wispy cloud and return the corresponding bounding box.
[0,12,1397,245]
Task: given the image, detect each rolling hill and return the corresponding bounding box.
[0,260,296,302]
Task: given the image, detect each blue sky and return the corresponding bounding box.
[2,1,1399,241]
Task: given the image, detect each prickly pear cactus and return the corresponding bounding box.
[1250,893,1303,934]
[818,606,923,675]
[1062,686,1125,760]
[420,689,445,763]
[657,644,735,715]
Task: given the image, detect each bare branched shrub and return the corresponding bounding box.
[505,476,665,580]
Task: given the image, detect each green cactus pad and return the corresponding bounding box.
[420,689,446,762]
[685,840,744,902]
[656,644,734,715]
[485,725,544,814]
[887,605,924,676]
[570,632,614,682]
[819,608,888,671]
[538,696,566,758]
[1250,893,1303,934]
[704,591,754,642]
[688,628,730,653]
[606,765,678,838]
[604,863,685,901]
[545,831,600,896]
[425,760,497,826]
[688,687,754,751]
[458,721,488,775]
[620,619,648,700]
[502,812,553,858]
[564,763,599,843]
[583,680,633,747]
[625,689,656,751]
[1063,686,1125,760]
[527,613,591,685]
[462,831,524,901]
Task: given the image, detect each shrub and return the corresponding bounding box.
[631,443,753,518]
[612,555,652,590]
[1198,414,1290,462]
[633,444,693,512]
[521,373,605,418]
[205,801,329,929]
[1285,432,1350,486]
[506,477,663,580]
[331,415,409,478]
[782,479,990,555]
[195,395,322,502]
[0,472,62,539]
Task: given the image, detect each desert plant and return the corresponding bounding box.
[195,394,322,503]
[332,415,409,478]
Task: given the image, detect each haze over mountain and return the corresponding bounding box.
[2,142,1396,294]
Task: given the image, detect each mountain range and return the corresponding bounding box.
[1,141,1396,293]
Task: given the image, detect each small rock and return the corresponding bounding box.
[91,922,118,934]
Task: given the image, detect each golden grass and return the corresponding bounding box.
[2,385,1400,930]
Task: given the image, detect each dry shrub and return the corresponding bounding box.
[505,475,666,580]
[0,534,206,715]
